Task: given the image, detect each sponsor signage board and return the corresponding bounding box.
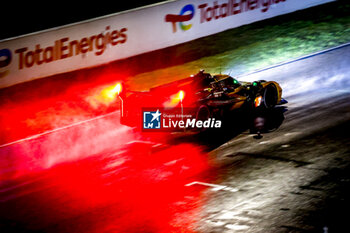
[0,0,334,88]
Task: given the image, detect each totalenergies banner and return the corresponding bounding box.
[0,0,334,88]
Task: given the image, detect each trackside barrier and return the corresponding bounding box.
[0,0,335,88]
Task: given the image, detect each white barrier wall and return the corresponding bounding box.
[0,0,334,88]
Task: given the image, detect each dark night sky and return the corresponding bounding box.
[1,0,167,40]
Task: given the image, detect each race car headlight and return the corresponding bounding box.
[255,96,262,107]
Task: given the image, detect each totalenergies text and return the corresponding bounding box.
[15,26,127,69]
[198,0,286,23]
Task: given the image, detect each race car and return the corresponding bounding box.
[116,70,286,129]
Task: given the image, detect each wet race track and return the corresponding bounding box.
[0,45,350,232]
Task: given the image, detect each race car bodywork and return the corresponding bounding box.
[117,70,285,129]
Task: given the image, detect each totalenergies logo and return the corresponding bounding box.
[165,0,287,33]
[16,26,127,70]
[165,4,195,33]
[0,49,12,78]
[0,25,127,78]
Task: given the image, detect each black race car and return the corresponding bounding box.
[117,70,286,131]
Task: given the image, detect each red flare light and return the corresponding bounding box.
[179,90,185,102]
[163,90,186,108]
[114,83,122,95]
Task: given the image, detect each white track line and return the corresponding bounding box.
[185,181,239,192]
[0,111,119,148]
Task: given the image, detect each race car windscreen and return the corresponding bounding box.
[213,76,241,90]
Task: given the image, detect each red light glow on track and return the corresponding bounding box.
[0,62,219,232]
[39,142,212,232]
[0,69,130,145]
[0,111,137,180]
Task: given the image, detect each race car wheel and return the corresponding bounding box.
[263,84,278,108]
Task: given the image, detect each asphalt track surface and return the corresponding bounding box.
[0,45,350,232]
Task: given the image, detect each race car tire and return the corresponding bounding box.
[263,84,278,109]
